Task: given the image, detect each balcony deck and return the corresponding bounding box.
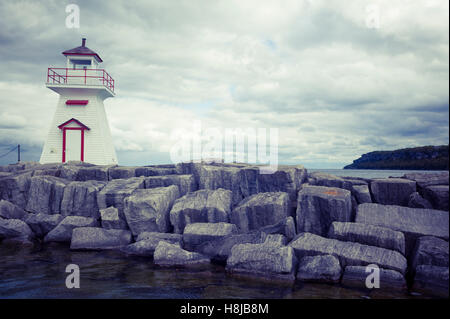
[46,68,115,94]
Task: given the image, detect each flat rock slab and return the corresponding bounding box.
[352,185,372,204]
[423,185,449,211]
[96,177,145,217]
[170,189,232,234]
[144,175,196,196]
[100,207,128,230]
[70,227,132,250]
[231,192,290,233]
[411,236,449,271]
[0,199,27,220]
[183,222,238,251]
[296,185,352,237]
[328,222,405,255]
[60,181,106,218]
[124,186,180,236]
[403,172,449,189]
[44,216,98,243]
[356,203,449,255]
[226,241,298,281]
[289,232,407,275]
[297,255,342,283]
[342,266,406,290]
[60,165,111,181]
[25,213,64,237]
[26,176,69,214]
[154,241,210,266]
[370,178,416,206]
[122,233,182,256]
[413,265,449,297]
[259,217,296,242]
[308,172,353,190]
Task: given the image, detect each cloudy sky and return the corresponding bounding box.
[0,0,448,168]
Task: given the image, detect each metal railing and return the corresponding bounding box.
[47,68,115,92]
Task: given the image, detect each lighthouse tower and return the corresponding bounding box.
[40,38,118,165]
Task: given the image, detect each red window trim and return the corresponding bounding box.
[66,100,89,105]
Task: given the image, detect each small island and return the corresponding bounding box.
[344,145,449,170]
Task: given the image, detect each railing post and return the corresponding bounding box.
[65,68,68,84]
[85,68,87,84]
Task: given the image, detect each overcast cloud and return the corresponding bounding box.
[0,0,448,168]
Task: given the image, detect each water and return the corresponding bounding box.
[1,169,447,299]
[307,169,448,179]
[0,243,439,299]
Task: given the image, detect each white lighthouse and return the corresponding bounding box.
[40,38,118,165]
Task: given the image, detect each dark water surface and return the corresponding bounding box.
[0,243,435,299]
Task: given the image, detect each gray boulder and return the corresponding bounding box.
[135,166,178,177]
[60,181,106,218]
[170,189,232,234]
[144,175,196,196]
[297,255,341,283]
[328,222,405,255]
[26,176,69,215]
[0,218,34,241]
[154,241,210,266]
[408,192,433,209]
[352,185,372,204]
[259,217,296,242]
[25,213,64,237]
[121,232,182,256]
[403,171,449,189]
[96,177,145,217]
[59,165,111,181]
[100,207,128,230]
[296,185,352,237]
[342,266,406,290]
[0,171,33,209]
[413,265,449,296]
[231,192,290,233]
[308,172,353,190]
[0,199,27,220]
[183,222,238,251]
[44,216,98,243]
[108,167,137,180]
[70,227,132,250]
[226,240,298,281]
[123,186,180,236]
[356,203,449,255]
[423,185,449,211]
[196,231,267,262]
[411,236,449,271]
[289,232,407,275]
[370,178,416,206]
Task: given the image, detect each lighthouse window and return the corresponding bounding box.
[70,59,91,69]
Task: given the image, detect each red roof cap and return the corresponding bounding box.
[62,38,103,63]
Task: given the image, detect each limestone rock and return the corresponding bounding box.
[0,171,33,209]
[170,189,232,234]
[259,217,296,242]
[408,192,433,209]
[25,213,64,237]
[0,199,28,220]
[44,216,98,243]
[352,185,372,204]
[231,192,290,233]
[0,218,34,241]
[61,181,106,218]
[26,176,69,214]
[121,232,182,256]
[144,175,197,196]
[356,203,449,255]
[183,222,238,251]
[411,236,449,271]
[296,185,352,237]
[423,185,449,211]
[70,227,132,250]
[154,241,210,266]
[328,222,405,255]
[413,265,449,296]
[289,232,407,275]
[370,178,416,206]
[297,255,341,283]
[123,185,180,236]
[403,171,449,189]
[100,207,128,230]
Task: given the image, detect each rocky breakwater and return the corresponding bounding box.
[0,161,448,297]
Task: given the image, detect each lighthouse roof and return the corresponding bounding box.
[62,38,103,63]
